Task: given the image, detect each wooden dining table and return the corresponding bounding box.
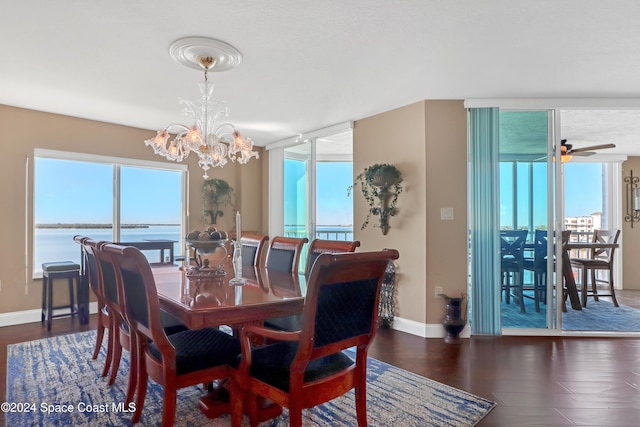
[153,262,306,329]
[561,241,619,311]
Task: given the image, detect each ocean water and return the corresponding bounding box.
[34,225,353,272]
[34,225,182,271]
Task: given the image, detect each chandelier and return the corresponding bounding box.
[145,37,259,179]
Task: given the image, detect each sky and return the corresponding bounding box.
[37,154,599,230]
[34,158,182,224]
[499,161,603,229]
[284,159,353,227]
[37,157,353,228]
[563,163,603,217]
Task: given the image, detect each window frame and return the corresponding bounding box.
[32,149,188,277]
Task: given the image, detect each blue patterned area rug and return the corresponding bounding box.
[6,331,495,426]
[501,292,640,331]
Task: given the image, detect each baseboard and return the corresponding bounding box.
[0,303,99,328]
[390,316,471,339]
[0,308,468,340]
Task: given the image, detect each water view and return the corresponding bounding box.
[34,225,182,271]
[34,224,354,273]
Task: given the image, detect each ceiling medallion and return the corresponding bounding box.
[169,37,243,72]
[144,37,258,179]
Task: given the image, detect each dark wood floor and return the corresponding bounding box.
[2,316,640,426]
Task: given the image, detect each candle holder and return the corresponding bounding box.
[229,240,246,286]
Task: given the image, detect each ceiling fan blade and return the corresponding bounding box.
[569,143,616,154]
[571,151,596,157]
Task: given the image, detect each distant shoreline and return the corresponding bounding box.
[35,224,179,229]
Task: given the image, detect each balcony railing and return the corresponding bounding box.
[284,226,353,241]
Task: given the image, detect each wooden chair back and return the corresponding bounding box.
[265,236,309,273]
[301,249,399,351]
[590,229,620,264]
[91,242,123,323]
[75,236,113,365]
[531,229,548,268]
[100,243,169,349]
[239,233,269,267]
[500,229,528,270]
[304,238,360,278]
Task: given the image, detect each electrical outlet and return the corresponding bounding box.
[435,286,443,298]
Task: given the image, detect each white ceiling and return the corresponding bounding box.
[3,1,640,154]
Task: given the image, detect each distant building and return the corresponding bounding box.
[564,212,602,239]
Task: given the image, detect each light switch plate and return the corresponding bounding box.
[441,207,454,220]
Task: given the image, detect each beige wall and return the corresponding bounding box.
[622,158,640,290]
[2,100,468,327]
[0,105,263,314]
[353,100,468,324]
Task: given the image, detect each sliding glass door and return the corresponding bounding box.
[469,103,637,335]
[277,129,354,273]
[498,110,557,329]
[284,142,312,240]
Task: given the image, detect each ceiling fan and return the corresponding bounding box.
[535,139,616,162]
[560,139,616,160]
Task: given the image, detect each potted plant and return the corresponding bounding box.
[202,178,235,225]
[348,163,403,235]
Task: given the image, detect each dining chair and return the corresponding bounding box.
[500,229,528,312]
[230,249,400,427]
[92,241,188,407]
[265,239,361,332]
[91,241,138,404]
[303,239,361,278]
[570,229,621,307]
[265,236,309,273]
[102,243,241,426]
[522,229,548,312]
[559,230,574,312]
[239,233,269,267]
[74,236,110,365]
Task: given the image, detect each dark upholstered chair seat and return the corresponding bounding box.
[238,341,353,392]
[148,327,240,376]
[263,315,302,332]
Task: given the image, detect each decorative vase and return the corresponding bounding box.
[440,293,467,344]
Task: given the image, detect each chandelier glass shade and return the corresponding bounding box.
[145,39,259,179]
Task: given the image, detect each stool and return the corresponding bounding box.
[41,261,81,331]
